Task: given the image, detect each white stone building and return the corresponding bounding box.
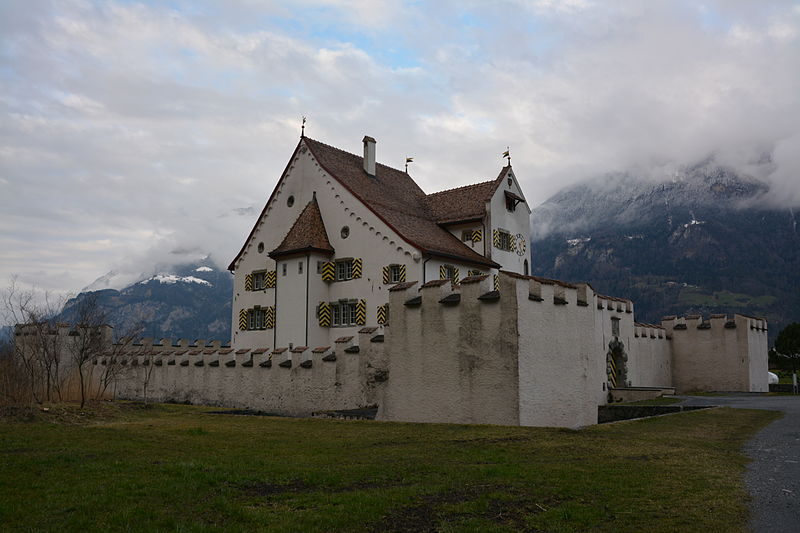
[228,135,531,350]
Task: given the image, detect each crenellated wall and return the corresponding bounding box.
[662,314,768,393]
[93,329,388,416]
[57,271,769,427]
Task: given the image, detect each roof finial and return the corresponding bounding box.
[301,116,306,138]
[502,146,511,166]
[405,156,413,173]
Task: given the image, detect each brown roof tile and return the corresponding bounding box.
[424,168,508,224]
[303,138,499,268]
[269,197,334,258]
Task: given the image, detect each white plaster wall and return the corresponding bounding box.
[378,276,521,426]
[444,222,488,257]
[516,278,601,428]
[233,141,423,349]
[487,168,532,274]
[630,329,672,388]
[745,319,769,392]
[104,331,387,415]
[593,301,635,389]
[666,315,761,393]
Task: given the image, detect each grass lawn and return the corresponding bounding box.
[0,402,780,532]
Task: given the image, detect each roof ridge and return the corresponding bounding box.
[426,179,497,197]
[304,136,409,176]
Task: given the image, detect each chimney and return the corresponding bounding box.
[363,135,376,176]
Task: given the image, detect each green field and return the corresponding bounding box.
[0,402,779,532]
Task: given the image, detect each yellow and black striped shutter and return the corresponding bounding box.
[509,236,516,252]
[468,269,480,277]
[352,258,363,279]
[472,229,482,242]
[355,299,367,325]
[452,267,460,284]
[492,229,500,248]
[493,274,500,291]
[238,309,248,331]
[382,266,390,284]
[439,265,447,280]
[321,261,335,282]
[376,303,388,325]
[318,302,331,327]
[244,273,253,291]
[265,306,275,329]
[266,270,277,288]
[398,264,406,282]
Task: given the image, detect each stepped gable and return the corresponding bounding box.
[269,197,334,258]
[424,167,510,224]
[304,137,498,268]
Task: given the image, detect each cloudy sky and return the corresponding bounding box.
[2,0,799,299]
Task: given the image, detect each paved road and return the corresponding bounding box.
[677,394,800,533]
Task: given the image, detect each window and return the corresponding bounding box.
[248,308,266,330]
[257,242,264,253]
[524,259,529,276]
[252,271,266,290]
[389,264,403,283]
[317,261,323,274]
[340,226,350,239]
[505,196,517,212]
[287,195,295,207]
[497,230,514,251]
[298,261,303,274]
[282,263,287,276]
[336,259,353,281]
[331,301,357,327]
[462,230,472,242]
[441,264,458,280]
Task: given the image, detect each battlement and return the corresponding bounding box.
[92,327,387,415]
[661,313,768,333]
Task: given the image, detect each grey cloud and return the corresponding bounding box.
[1,0,799,304]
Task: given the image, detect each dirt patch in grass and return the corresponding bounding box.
[0,400,161,425]
[372,484,552,532]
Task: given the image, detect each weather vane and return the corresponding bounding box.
[301,116,306,138]
[405,156,413,173]
[502,146,511,166]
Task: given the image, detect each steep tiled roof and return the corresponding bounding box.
[269,197,334,258]
[303,137,498,268]
[424,167,509,224]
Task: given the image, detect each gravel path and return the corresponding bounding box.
[677,394,800,533]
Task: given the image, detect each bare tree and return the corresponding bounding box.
[65,295,111,409]
[0,277,64,404]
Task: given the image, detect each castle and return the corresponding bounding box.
[25,134,770,428]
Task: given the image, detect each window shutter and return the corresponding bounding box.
[382,266,390,284]
[266,270,276,288]
[472,229,482,242]
[355,299,366,325]
[452,267,460,284]
[377,303,388,325]
[238,309,248,331]
[492,229,500,248]
[493,274,500,292]
[398,264,406,282]
[321,261,335,282]
[509,236,516,252]
[318,302,331,327]
[352,258,363,279]
[266,306,275,329]
[439,265,447,280]
[244,273,253,291]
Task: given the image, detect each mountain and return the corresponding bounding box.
[58,260,232,342]
[530,162,800,342]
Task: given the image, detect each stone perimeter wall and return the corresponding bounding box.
[82,272,767,427]
[92,331,388,416]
